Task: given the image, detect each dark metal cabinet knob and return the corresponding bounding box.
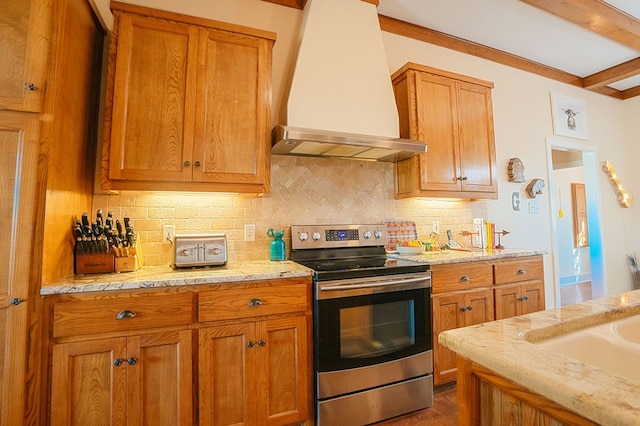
[24,83,38,91]
[248,298,263,307]
[127,357,137,365]
[184,161,191,167]
[114,358,124,366]
[10,298,22,306]
[460,275,470,283]
[258,339,266,347]
[194,161,201,167]
[517,269,526,275]
[117,309,136,320]
[247,341,255,348]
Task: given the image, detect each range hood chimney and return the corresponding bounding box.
[272,0,426,162]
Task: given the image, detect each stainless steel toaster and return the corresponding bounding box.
[172,233,227,268]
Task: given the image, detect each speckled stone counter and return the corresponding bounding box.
[440,289,640,425]
[41,260,314,295]
[387,248,546,264]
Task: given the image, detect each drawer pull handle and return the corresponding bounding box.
[258,339,266,347]
[517,269,526,275]
[518,296,529,302]
[117,309,137,320]
[127,357,137,365]
[114,358,124,366]
[460,275,470,282]
[247,341,255,348]
[248,298,263,307]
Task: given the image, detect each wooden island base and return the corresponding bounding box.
[456,357,597,426]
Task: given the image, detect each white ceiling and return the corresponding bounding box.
[377,0,640,93]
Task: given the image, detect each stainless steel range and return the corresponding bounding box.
[290,224,433,426]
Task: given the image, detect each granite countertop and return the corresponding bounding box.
[439,289,640,425]
[387,248,546,264]
[41,260,314,295]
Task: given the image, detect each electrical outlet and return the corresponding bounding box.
[473,218,484,247]
[432,221,440,234]
[163,225,176,243]
[245,224,256,241]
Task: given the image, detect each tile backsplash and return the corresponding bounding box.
[94,156,487,266]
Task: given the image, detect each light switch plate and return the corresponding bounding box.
[529,201,540,214]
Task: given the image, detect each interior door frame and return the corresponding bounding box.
[545,137,606,306]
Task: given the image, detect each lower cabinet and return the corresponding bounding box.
[432,288,494,385]
[44,277,312,425]
[199,315,309,425]
[50,330,193,425]
[431,255,545,386]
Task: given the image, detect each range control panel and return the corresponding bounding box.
[291,224,387,250]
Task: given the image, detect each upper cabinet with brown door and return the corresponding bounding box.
[0,0,51,112]
[392,63,498,199]
[101,2,275,194]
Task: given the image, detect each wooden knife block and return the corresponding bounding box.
[114,235,143,273]
[74,250,115,275]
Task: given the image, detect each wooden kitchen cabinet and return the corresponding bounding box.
[0,0,51,112]
[46,290,195,425]
[392,63,498,199]
[431,262,494,385]
[198,279,311,425]
[101,2,275,194]
[50,330,193,425]
[493,256,545,320]
[0,111,41,423]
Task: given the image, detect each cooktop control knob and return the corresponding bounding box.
[363,231,372,239]
[374,230,383,239]
[298,232,309,241]
[209,247,221,255]
[312,232,321,241]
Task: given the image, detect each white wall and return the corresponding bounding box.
[382,32,636,299]
[97,0,639,300]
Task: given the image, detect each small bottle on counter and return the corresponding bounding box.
[266,228,286,261]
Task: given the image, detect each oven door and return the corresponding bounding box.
[315,272,432,373]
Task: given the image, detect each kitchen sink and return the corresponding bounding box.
[533,314,640,383]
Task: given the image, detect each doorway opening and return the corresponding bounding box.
[546,138,605,307]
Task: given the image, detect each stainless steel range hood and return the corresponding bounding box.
[272,125,425,162]
[272,0,426,162]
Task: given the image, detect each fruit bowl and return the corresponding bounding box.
[396,245,425,255]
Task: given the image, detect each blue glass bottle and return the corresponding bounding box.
[266,228,285,261]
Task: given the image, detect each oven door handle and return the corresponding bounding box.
[319,275,430,292]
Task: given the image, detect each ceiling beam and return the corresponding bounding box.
[379,16,581,85]
[520,0,640,51]
[582,57,640,89]
[259,0,377,9]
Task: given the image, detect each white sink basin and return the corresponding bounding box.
[534,315,640,382]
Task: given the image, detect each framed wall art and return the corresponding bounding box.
[550,92,589,140]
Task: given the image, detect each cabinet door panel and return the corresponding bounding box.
[50,338,128,425]
[432,293,466,385]
[0,112,40,423]
[521,282,545,316]
[415,72,460,192]
[0,0,50,111]
[199,323,257,425]
[456,82,497,193]
[494,284,520,320]
[127,330,193,426]
[466,288,494,326]
[193,28,270,186]
[109,13,197,182]
[260,316,309,425]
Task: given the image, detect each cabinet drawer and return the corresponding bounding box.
[199,285,308,322]
[494,256,543,285]
[431,262,493,293]
[52,293,194,338]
